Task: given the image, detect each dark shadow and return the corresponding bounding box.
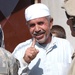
[0,11,6,22]
[29,59,43,75]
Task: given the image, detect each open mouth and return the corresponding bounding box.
[33,30,46,40]
[34,32,45,36]
[36,33,45,40]
[72,25,75,31]
[33,29,45,36]
[33,32,45,40]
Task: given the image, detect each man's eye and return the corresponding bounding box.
[38,22,44,25]
[29,24,35,27]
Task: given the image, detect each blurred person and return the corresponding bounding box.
[63,0,75,75]
[63,0,75,59]
[51,25,66,39]
[0,25,19,75]
[12,3,74,75]
[63,0,75,37]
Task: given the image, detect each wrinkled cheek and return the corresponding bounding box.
[29,29,34,36]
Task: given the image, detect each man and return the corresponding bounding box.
[12,3,74,75]
[63,0,75,37]
[63,0,75,75]
[63,0,75,58]
[0,25,19,75]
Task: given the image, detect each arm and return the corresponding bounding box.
[12,38,39,75]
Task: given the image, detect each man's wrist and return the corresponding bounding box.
[22,58,28,66]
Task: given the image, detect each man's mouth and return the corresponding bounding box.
[36,34,44,39]
[72,24,75,31]
[34,32,45,36]
[33,31,45,39]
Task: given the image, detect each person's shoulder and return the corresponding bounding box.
[15,39,32,49]
[54,36,70,44]
[12,39,32,55]
[54,36,74,49]
[0,47,12,59]
[0,47,11,54]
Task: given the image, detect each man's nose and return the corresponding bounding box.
[35,25,40,31]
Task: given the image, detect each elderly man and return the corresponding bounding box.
[12,3,74,75]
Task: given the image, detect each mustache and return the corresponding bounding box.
[33,30,45,36]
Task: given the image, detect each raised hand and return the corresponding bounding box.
[23,38,39,63]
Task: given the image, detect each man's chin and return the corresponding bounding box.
[36,39,45,44]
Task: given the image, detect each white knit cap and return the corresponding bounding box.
[63,0,75,16]
[25,3,50,21]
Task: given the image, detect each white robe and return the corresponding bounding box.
[12,37,74,75]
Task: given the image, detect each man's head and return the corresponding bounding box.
[25,3,53,44]
[63,0,75,37]
[25,3,50,21]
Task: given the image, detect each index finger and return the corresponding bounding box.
[31,38,36,47]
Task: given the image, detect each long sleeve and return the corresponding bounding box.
[18,58,30,75]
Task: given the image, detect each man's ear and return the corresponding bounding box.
[50,18,53,22]
[50,18,53,29]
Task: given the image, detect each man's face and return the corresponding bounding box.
[27,17,53,44]
[66,15,75,37]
